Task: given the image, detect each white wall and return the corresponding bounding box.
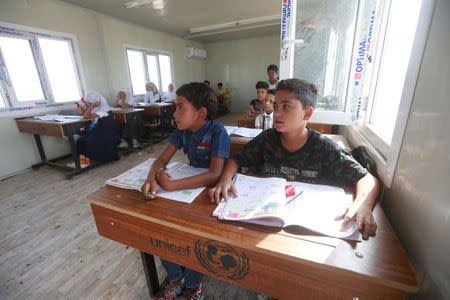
[374,0,449,298]
[205,34,280,112]
[0,0,206,179]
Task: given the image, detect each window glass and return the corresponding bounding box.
[293,0,358,111]
[127,49,146,95]
[368,0,422,143]
[146,54,161,91]
[0,36,44,102]
[158,54,172,93]
[39,37,81,102]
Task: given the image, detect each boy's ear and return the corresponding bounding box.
[199,107,207,119]
[303,106,314,121]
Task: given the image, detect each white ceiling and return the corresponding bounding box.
[59,0,282,43]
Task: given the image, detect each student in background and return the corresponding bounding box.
[144,82,160,104]
[247,81,269,117]
[114,90,144,149]
[216,82,231,112]
[141,82,230,300]
[209,78,379,240]
[254,89,275,130]
[203,80,210,87]
[75,91,119,162]
[113,90,136,108]
[266,64,279,89]
[161,83,176,102]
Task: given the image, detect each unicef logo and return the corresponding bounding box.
[195,239,250,280]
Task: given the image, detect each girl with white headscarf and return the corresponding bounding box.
[113,90,144,148]
[75,91,119,162]
[113,90,136,108]
[144,82,160,104]
[161,83,176,102]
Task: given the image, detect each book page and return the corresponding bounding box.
[283,182,359,239]
[229,127,262,138]
[219,174,286,225]
[105,158,208,204]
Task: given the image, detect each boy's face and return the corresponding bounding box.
[264,94,275,113]
[273,90,313,133]
[256,88,267,101]
[267,70,277,81]
[173,96,206,131]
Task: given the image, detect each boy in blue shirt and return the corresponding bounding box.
[209,78,379,240]
[142,82,230,300]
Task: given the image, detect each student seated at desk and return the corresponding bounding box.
[114,90,144,149]
[254,88,275,130]
[161,83,176,102]
[144,82,161,104]
[141,82,230,300]
[75,91,119,162]
[209,78,379,240]
[246,81,269,117]
[266,64,279,89]
[216,82,231,112]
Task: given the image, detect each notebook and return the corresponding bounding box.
[106,158,208,203]
[213,173,360,240]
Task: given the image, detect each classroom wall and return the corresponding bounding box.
[0,0,206,179]
[205,34,280,113]
[374,0,449,298]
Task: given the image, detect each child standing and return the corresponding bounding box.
[247,81,269,117]
[75,91,119,162]
[254,89,275,130]
[141,82,230,300]
[265,64,279,89]
[209,78,379,240]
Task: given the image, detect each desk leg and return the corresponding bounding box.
[32,134,47,169]
[140,251,160,297]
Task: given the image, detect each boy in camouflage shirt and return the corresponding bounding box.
[209,78,379,240]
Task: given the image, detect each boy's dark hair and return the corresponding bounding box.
[176,82,218,120]
[203,80,210,85]
[255,81,269,91]
[267,89,276,96]
[218,82,223,87]
[267,64,278,74]
[276,78,318,108]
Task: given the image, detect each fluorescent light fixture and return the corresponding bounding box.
[190,15,280,33]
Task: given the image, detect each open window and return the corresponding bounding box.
[280,0,434,186]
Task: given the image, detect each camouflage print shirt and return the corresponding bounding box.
[233,128,368,187]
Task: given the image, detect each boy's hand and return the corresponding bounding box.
[208,179,237,204]
[141,176,159,200]
[156,169,173,191]
[336,201,377,240]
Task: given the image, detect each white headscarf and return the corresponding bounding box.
[162,83,176,102]
[84,90,111,123]
[144,82,160,104]
[118,90,136,107]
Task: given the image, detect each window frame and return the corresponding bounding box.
[345,0,435,187]
[0,22,86,117]
[124,44,174,97]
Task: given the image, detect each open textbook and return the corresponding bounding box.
[224,126,262,138]
[106,158,208,203]
[213,174,360,240]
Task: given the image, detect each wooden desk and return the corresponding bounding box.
[111,108,144,124]
[230,134,351,158]
[88,186,418,299]
[137,103,175,117]
[237,115,256,128]
[16,117,104,179]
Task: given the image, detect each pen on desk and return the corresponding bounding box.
[145,191,152,197]
[286,190,303,205]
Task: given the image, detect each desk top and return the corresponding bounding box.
[111,108,144,114]
[137,102,175,108]
[88,185,418,294]
[16,116,94,137]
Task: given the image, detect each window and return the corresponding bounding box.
[0,22,84,114]
[125,46,173,96]
[281,0,434,186]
